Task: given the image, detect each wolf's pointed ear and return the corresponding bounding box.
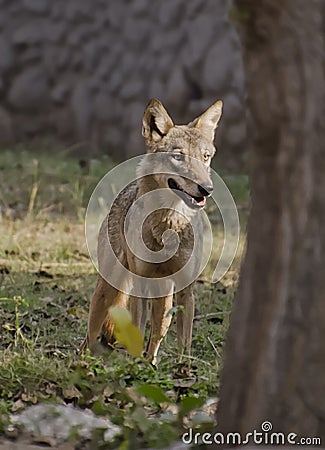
[189,100,223,142]
[142,99,174,145]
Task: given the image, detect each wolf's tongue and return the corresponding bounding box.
[197,197,206,207]
[192,196,206,207]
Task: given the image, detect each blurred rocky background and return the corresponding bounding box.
[0,0,246,171]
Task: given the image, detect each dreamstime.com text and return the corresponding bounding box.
[182,421,322,446]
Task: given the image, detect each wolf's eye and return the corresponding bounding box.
[203,152,210,161]
[172,153,185,161]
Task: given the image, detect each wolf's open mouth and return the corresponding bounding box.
[168,178,206,209]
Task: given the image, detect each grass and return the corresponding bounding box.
[0,146,249,448]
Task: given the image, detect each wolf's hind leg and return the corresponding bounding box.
[175,283,195,358]
[81,276,127,354]
[100,289,129,347]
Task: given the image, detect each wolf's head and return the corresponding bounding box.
[139,98,223,209]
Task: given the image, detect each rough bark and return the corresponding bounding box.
[216,0,325,443]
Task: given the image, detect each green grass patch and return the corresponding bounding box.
[0,146,249,448]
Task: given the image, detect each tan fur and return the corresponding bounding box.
[80,98,222,363]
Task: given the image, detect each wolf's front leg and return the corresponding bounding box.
[80,275,128,354]
[129,296,148,337]
[175,283,195,357]
[146,293,173,364]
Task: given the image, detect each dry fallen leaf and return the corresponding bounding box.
[11,399,25,412]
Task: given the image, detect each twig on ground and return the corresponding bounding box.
[207,336,220,358]
[194,312,230,321]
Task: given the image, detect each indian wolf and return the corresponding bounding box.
[81,98,223,363]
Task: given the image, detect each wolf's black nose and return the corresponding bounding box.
[198,183,213,196]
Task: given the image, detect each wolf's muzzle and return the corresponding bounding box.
[198,183,213,197]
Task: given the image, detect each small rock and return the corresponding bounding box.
[11,404,121,444]
[44,23,66,44]
[51,82,71,104]
[4,424,19,439]
[8,67,50,112]
[66,27,88,47]
[123,17,151,45]
[12,22,44,45]
[43,46,70,74]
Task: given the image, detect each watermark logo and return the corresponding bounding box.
[182,421,322,446]
[85,153,240,298]
[261,420,272,432]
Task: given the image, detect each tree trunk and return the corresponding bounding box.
[216,0,325,443]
